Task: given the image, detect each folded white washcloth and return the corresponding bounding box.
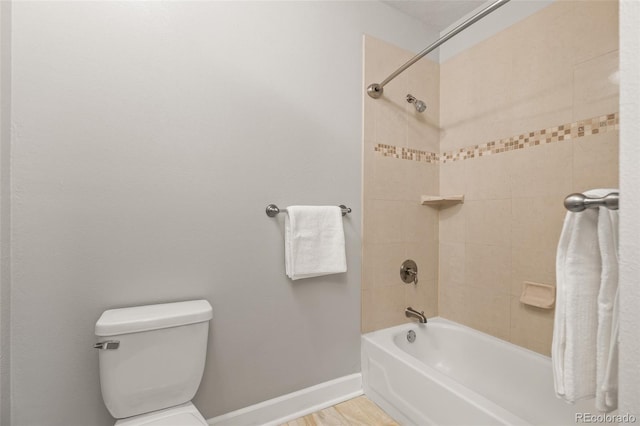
[552,188,619,410]
[284,206,347,280]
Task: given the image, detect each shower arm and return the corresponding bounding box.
[367,0,511,99]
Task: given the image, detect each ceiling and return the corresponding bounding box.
[381,0,486,33]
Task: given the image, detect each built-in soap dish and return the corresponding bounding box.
[420,195,464,208]
[520,281,555,309]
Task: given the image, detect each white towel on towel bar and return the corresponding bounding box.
[552,188,619,412]
[284,206,347,280]
[595,204,619,412]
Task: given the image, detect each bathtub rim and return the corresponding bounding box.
[362,316,552,364]
[361,317,554,426]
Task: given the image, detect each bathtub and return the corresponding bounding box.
[361,317,595,425]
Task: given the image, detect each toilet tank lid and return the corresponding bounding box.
[95,300,213,337]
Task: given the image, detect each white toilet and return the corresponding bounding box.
[95,300,213,426]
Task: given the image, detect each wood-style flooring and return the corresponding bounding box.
[280,395,399,426]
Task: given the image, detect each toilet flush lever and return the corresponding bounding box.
[94,340,120,350]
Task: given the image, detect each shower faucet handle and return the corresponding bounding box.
[400,260,418,285]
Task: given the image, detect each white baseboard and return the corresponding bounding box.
[207,373,363,426]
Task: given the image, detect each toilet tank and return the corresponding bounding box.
[95,300,213,419]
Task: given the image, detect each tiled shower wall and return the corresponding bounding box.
[361,35,439,333]
[362,1,619,356]
[438,0,619,355]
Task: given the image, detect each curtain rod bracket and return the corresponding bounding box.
[367,83,383,99]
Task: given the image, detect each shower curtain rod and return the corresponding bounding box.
[367,0,511,99]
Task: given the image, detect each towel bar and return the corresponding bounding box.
[266,204,351,217]
[564,192,619,212]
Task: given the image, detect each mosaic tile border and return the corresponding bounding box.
[373,144,439,164]
[374,112,619,164]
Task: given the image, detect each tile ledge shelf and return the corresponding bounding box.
[420,195,464,207]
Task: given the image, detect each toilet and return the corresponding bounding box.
[95,300,213,426]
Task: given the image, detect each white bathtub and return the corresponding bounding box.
[362,317,594,425]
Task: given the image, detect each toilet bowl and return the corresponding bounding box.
[94,300,213,426]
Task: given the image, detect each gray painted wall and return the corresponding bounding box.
[8,2,435,425]
[0,1,11,425]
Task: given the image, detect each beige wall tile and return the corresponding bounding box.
[566,0,619,66]
[363,35,413,88]
[464,286,511,342]
[405,279,438,319]
[439,242,465,285]
[363,243,408,289]
[507,12,574,137]
[406,57,440,153]
[405,161,438,202]
[408,117,439,153]
[405,240,438,283]
[361,243,373,291]
[510,336,553,357]
[509,296,555,356]
[511,196,566,252]
[573,130,619,192]
[440,59,475,151]
[365,199,405,244]
[362,35,441,333]
[439,120,479,153]
[374,95,408,147]
[440,282,510,341]
[371,285,408,330]
[440,161,465,195]
[464,153,512,201]
[403,201,438,244]
[363,98,375,143]
[509,142,573,199]
[439,204,465,244]
[464,243,511,294]
[363,0,618,348]
[438,280,466,325]
[465,199,511,246]
[511,245,556,297]
[573,50,619,121]
[366,153,409,201]
[365,152,439,205]
[407,56,440,124]
[434,0,618,356]
[440,26,514,151]
[362,144,375,201]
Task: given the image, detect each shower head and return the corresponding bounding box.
[406,94,426,113]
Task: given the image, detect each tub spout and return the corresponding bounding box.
[405,307,427,323]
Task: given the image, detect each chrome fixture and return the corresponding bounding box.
[407,330,416,343]
[406,94,427,113]
[265,204,351,217]
[400,259,418,284]
[564,192,619,212]
[366,0,511,99]
[405,307,427,324]
[94,340,120,350]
